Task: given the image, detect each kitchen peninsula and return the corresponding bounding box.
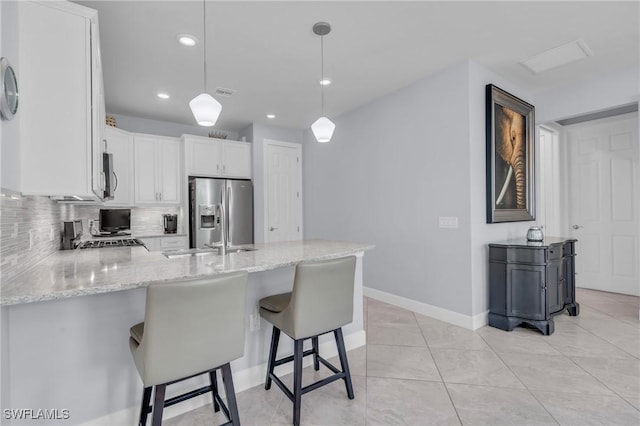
[1,239,373,425]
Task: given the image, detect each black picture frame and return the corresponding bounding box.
[486,84,535,223]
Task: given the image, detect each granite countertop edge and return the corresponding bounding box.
[1,240,375,307]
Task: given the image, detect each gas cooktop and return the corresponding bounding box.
[79,238,145,249]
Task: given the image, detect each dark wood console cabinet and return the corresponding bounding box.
[488,237,579,335]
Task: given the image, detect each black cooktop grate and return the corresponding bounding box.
[79,238,145,249]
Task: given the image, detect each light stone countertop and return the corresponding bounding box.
[0,239,374,306]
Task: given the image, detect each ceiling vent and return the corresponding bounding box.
[215,87,236,97]
[521,39,593,74]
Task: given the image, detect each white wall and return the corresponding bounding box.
[467,61,538,317]
[1,0,20,192]
[304,61,475,316]
[303,59,558,320]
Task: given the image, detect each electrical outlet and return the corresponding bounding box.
[49,227,55,242]
[28,229,35,249]
[438,216,459,229]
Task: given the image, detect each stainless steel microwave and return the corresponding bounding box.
[101,152,115,200]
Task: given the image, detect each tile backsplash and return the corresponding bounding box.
[1,189,185,283]
[59,205,184,236]
[0,191,61,283]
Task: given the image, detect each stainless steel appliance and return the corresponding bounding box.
[189,177,253,249]
[163,214,178,234]
[101,152,116,200]
[61,220,83,250]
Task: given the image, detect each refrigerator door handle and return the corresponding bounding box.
[219,189,225,246]
[226,184,231,245]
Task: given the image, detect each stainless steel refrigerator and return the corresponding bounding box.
[189,177,254,249]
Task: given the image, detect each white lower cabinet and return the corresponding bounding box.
[140,236,188,252]
[134,135,181,205]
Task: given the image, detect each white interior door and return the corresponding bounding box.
[538,126,563,237]
[264,140,302,243]
[566,112,639,296]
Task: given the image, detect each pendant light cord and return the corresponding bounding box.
[203,0,207,93]
[320,35,325,116]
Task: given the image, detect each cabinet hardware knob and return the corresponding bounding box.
[270,227,278,231]
[572,225,583,230]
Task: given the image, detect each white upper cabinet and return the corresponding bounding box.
[183,135,251,179]
[103,127,133,206]
[18,1,106,199]
[184,136,223,176]
[134,135,181,205]
[222,140,252,178]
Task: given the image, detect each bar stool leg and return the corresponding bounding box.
[265,326,280,390]
[209,370,220,413]
[139,386,152,426]
[311,336,320,371]
[334,328,354,399]
[151,384,166,426]
[221,363,241,426]
[293,339,304,426]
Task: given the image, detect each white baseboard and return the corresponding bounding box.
[364,287,488,330]
[81,330,366,426]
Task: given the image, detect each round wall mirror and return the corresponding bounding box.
[0,57,19,121]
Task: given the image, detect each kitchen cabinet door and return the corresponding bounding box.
[134,135,181,205]
[134,136,158,204]
[103,127,133,205]
[160,236,188,250]
[183,135,251,178]
[157,140,181,203]
[184,136,222,177]
[18,1,105,199]
[222,141,252,178]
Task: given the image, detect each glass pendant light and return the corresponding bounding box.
[311,22,335,143]
[189,0,221,126]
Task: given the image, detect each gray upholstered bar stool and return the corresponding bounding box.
[129,271,248,426]
[259,256,357,426]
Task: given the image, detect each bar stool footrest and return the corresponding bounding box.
[164,385,212,408]
[268,352,346,403]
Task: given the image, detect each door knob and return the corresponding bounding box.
[270,227,278,231]
[572,225,583,230]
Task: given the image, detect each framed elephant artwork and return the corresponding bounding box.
[485,84,535,223]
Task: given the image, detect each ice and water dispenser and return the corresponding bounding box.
[199,204,218,230]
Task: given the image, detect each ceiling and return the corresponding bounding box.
[75,1,639,132]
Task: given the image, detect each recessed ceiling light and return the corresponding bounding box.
[177,34,198,47]
[521,39,593,74]
[266,114,276,119]
[319,78,332,86]
[157,92,170,99]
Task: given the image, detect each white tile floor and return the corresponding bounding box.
[165,288,639,425]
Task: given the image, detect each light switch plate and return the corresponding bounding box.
[439,216,459,229]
